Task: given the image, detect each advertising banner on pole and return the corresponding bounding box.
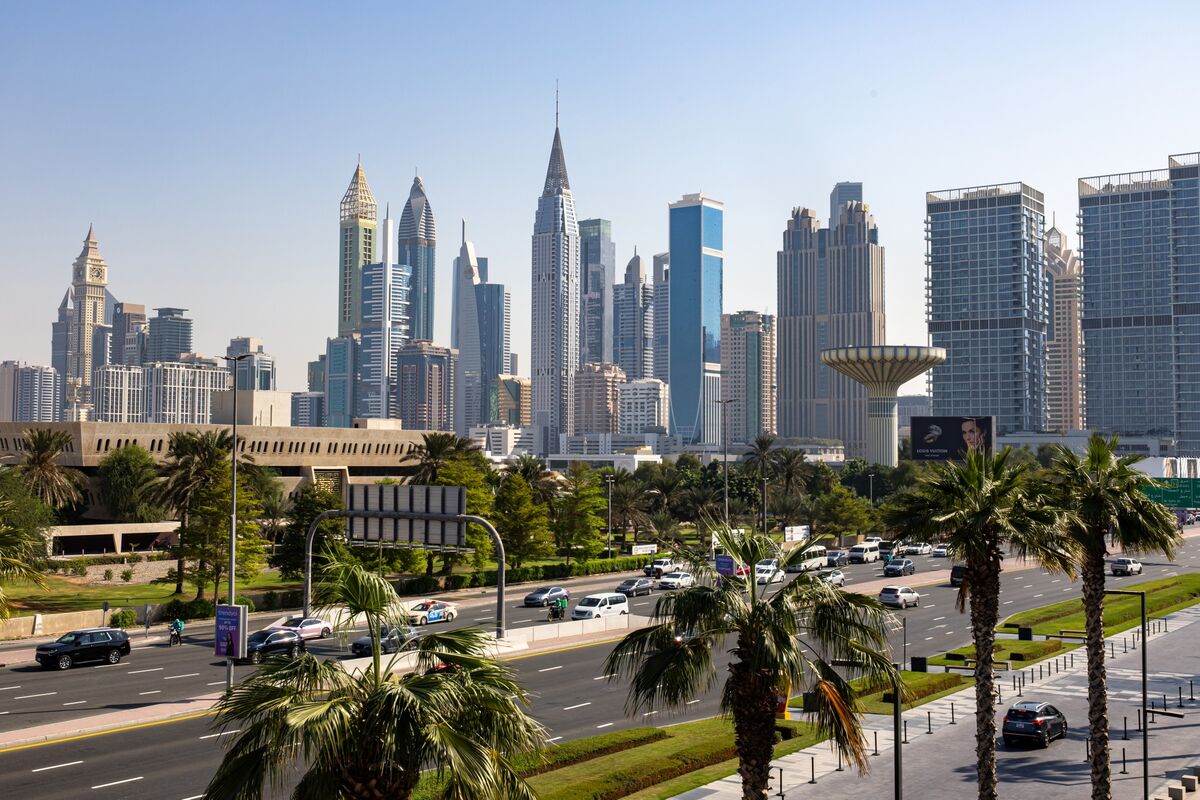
[716,554,736,577]
[784,525,810,543]
[215,604,248,659]
[631,544,658,556]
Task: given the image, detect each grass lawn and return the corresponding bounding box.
[1000,574,1200,637]
[787,670,969,716]
[927,639,1077,669]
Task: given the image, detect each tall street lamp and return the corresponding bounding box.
[717,398,734,530]
[221,353,253,691]
[834,658,902,800]
[604,474,615,558]
[1106,589,1148,800]
[868,472,876,504]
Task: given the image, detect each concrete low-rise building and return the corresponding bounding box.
[211,389,293,427]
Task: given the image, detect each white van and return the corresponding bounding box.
[571,592,630,620]
[849,542,880,564]
[796,545,827,572]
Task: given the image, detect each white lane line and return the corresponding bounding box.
[31,760,83,772]
[1062,588,1073,592]
[643,710,658,716]
[545,736,562,744]
[127,667,164,675]
[207,681,226,686]
[0,685,21,691]
[62,700,87,706]
[563,702,591,711]
[163,673,200,680]
[686,699,701,705]
[91,777,143,790]
[1003,601,1014,605]
[473,616,492,621]
[925,604,936,608]
[198,730,240,740]
[634,602,650,606]
[181,796,205,800]
[538,666,563,673]
[94,664,117,669]
[138,690,161,696]
[593,674,615,681]
[13,692,55,700]
[933,616,946,621]
[925,636,934,641]
[1051,579,1061,583]
[596,722,614,729]
[944,631,954,635]
[1022,584,1034,589]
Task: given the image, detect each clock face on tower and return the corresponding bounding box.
[90,267,103,280]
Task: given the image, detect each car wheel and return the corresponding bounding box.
[446,612,456,622]
[57,654,73,671]
[250,651,263,665]
[321,627,331,639]
[1003,736,1014,747]
[913,596,919,606]
[621,609,629,615]
[416,616,426,625]
[1040,732,1050,749]
[106,649,122,665]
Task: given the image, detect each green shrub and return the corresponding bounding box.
[280,590,302,608]
[217,596,256,613]
[165,598,217,620]
[443,574,469,590]
[103,568,113,581]
[70,564,88,577]
[120,569,134,582]
[261,590,279,611]
[881,673,962,705]
[108,608,137,629]
[395,575,440,596]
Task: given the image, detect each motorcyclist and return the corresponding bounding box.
[169,618,184,645]
[550,595,568,621]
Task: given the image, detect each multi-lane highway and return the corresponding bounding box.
[2,534,1199,799]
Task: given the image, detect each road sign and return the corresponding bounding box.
[347,484,467,549]
[631,544,658,556]
[784,525,810,543]
[1142,479,1200,508]
[214,604,248,659]
[716,554,736,577]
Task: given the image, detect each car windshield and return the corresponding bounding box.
[618,580,636,588]
[248,631,270,644]
[55,633,80,644]
[281,617,304,627]
[412,603,433,611]
[579,598,601,607]
[664,573,683,579]
[531,587,553,594]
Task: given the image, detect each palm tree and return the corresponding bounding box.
[610,480,650,543]
[408,432,478,485]
[0,499,47,618]
[883,449,1074,800]
[647,467,683,517]
[156,431,231,595]
[16,429,86,511]
[769,492,808,531]
[743,434,777,532]
[1044,435,1180,800]
[648,511,680,544]
[504,453,558,506]
[203,559,544,799]
[605,527,897,799]
[773,448,808,498]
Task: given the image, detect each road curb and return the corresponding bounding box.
[0,705,220,753]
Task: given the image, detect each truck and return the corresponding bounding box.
[644,557,685,578]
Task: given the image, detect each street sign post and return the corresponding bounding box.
[716,554,736,577]
[1143,479,1200,508]
[631,544,658,556]
[784,525,811,543]
[214,604,247,660]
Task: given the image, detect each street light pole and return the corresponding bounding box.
[1107,589,1148,800]
[221,353,252,692]
[605,474,614,558]
[717,398,734,530]
[869,472,876,504]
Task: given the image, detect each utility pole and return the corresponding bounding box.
[717,398,734,530]
[221,353,253,692]
[605,474,615,557]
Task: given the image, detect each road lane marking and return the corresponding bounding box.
[545,736,562,743]
[1003,601,1014,605]
[0,686,21,691]
[0,709,219,754]
[138,690,161,696]
[182,796,205,800]
[925,604,936,608]
[473,616,492,621]
[62,701,87,706]
[596,722,614,729]
[164,673,200,680]
[563,702,591,711]
[1022,584,1034,589]
[127,668,164,675]
[925,636,934,641]
[31,760,83,772]
[91,777,143,790]
[686,699,701,705]
[1033,593,1044,598]
[1051,579,1061,583]
[538,665,563,672]
[207,681,226,686]
[593,674,615,681]
[1062,588,1073,592]
[198,730,240,740]
[944,631,954,635]
[14,692,55,700]
[933,616,946,621]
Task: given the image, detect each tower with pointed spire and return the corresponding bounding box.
[399,175,437,342]
[339,161,378,337]
[63,225,109,416]
[530,111,581,453]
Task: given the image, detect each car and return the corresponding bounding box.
[407,600,458,625]
[1002,701,1068,747]
[816,568,846,587]
[932,544,950,558]
[950,564,968,587]
[616,577,654,597]
[864,536,883,544]
[826,550,850,567]
[878,586,920,608]
[755,565,784,584]
[267,616,333,640]
[884,559,916,577]
[645,557,684,577]
[35,627,131,670]
[906,542,933,556]
[1111,558,1143,576]
[733,563,752,577]
[242,629,304,664]
[658,572,695,590]
[571,592,630,619]
[350,625,419,658]
[878,540,898,557]
[523,586,570,607]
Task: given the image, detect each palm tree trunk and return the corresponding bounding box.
[1081,544,1112,800]
[731,636,776,799]
[968,551,1002,800]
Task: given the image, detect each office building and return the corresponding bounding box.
[497,374,532,427]
[777,201,886,455]
[51,287,73,398]
[613,251,654,380]
[338,161,377,337]
[530,119,580,452]
[668,194,723,445]
[452,226,484,434]
[572,362,626,435]
[226,337,278,392]
[91,324,114,371]
[358,231,411,420]
[897,394,932,438]
[478,280,512,424]
[0,362,62,422]
[1044,226,1085,433]
[509,353,519,376]
[579,218,615,365]
[652,252,670,383]
[926,183,1047,435]
[399,175,436,342]
[143,361,229,424]
[65,226,109,415]
[324,334,360,428]
[721,311,776,444]
[111,302,147,366]
[307,355,326,393]
[146,308,193,364]
[395,340,456,431]
[829,182,863,228]
[291,392,325,428]
[618,378,669,435]
[91,364,145,423]
[469,424,535,458]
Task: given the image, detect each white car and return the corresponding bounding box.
[1111,558,1143,576]
[755,565,784,584]
[864,536,884,545]
[818,568,846,587]
[878,586,920,608]
[658,572,695,590]
[267,616,332,640]
[406,600,458,625]
[906,542,933,556]
[932,544,950,558]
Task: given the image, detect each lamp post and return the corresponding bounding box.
[835,658,902,800]
[717,398,734,530]
[221,353,253,691]
[868,472,876,504]
[1107,589,1148,800]
[604,474,615,558]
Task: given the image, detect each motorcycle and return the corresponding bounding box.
[547,605,566,622]
[168,629,182,647]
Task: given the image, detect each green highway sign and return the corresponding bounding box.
[1142,479,1200,508]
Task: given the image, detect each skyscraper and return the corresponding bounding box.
[829,182,863,228]
[572,362,626,435]
[777,201,886,455]
[146,308,193,363]
[497,374,532,427]
[1044,226,1085,434]
[143,360,229,424]
[926,182,1047,435]
[477,281,511,424]
[51,287,73,398]
[395,340,456,431]
[652,252,670,384]
[226,337,278,391]
[579,218,615,365]
[618,378,669,435]
[0,362,62,423]
[111,302,147,366]
[530,118,580,452]
[92,364,144,423]
[338,161,377,337]
[721,311,777,445]
[399,176,436,342]
[358,205,410,421]
[324,334,360,428]
[67,226,109,415]
[453,225,484,434]
[668,194,723,445]
[613,251,654,381]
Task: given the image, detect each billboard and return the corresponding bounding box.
[347,484,467,550]
[911,416,994,461]
[215,604,247,659]
[784,525,810,543]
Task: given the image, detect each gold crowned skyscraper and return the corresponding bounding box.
[338,160,378,336]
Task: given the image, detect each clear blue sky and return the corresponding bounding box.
[2,1,1196,393]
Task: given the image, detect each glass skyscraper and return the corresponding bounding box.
[926,182,1047,435]
[358,261,410,419]
[668,194,723,445]
[399,176,436,342]
[338,162,377,337]
[579,218,615,365]
[613,252,654,380]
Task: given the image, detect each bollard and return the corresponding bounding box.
[1120,747,1128,775]
[775,766,786,798]
[1085,737,1091,763]
[1012,675,1017,693]
[927,710,933,734]
[904,720,909,744]
[836,749,843,772]
[1110,641,1115,659]
[1137,708,1142,731]
[1124,637,1128,654]
[1164,693,1168,712]
[1070,652,1074,669]
[1040,664,1044,680]
[997,685,1002,703]
[1123,715,1128,741]
[950,702,957,725]
[1191,680,1195,702]
[808,756,817,785]
[1180,687,1185,709]
[873,730,879,756]
[1018,676,1023,697]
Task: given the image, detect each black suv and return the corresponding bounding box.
[36,628,131,670]
[883,559,915,577]
[1002,701,1067,747]
[242,629,304,664]
[950,564,968,587]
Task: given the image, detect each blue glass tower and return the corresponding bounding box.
[399,176,436,342]
[324,334,360,428]
[358,261,410,419]
[668,194,724,445]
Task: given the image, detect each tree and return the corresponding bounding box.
[494,475,553,569]
[605,527,897,799]
[180,466,267,601]
[883,449,1074,800]
[504,453,558,506]
[272,484,345,580]
[742,434,777,531]
[648,511,680,544]
[408,432,479,484]
[203,559,544,800]
[0,498,48,618]
[814,485,878,543]
[155,430,231,595]
[97,444,163,523]
[553,463,606,563]
[15,429,86,511]
[773,448,808,498]
[243,465,286,546]
[435,457,495,574]
[1044,436,1180,800]
[610,480,650,543]
[646,466,683,516]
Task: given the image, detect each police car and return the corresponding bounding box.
[406,600,458,625]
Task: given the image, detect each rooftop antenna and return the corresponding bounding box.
[462,218,466,244]
[555,80,559,128]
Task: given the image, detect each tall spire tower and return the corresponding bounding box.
[64,225,109,416]
[530,104,580,453]
[338,160,377,336]
[399,175,437,341]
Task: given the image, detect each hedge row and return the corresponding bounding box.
[1008,640,1063,661]
[881,673,963,705]
[162,595,257,621]
[49,552,172,570]
[561,737,737,800]
[395,556,650,596]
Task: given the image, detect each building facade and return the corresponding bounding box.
[777,201,886,456]
[67,226,109,415]
[572,362,626,435]
[291,391,325,428]
[530,123,580,452]
[668,194,723,445]
[1044,226,1085,433]
[324,334,360,428]
[829,182,863,229]
[613,252,655,381]
[926,183,1047,435]
[227,337,277,392]
[579,218,615,366]
[618,378,669,435]
[0,362,62,422]
[395,340,456,432]
[720,311,776,444]
[452,229,484,434]
[91,364,144,423]
[338,162,377,337]
[146,308,193,364]
[497,374,532,427]
[358,257,410,420]
[143,361,229,424]
[111,302,147,366]
[399,176,436,342]
[652,252,670,384]
[477,281,511,425]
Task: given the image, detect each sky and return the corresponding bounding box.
[1,1,1197,394]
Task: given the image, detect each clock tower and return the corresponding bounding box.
[66,225,109,414]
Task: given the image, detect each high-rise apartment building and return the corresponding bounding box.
[1044,226,1085,433]
[0,362,62,422]
[829,182,863,229]
[618,378,669,434]
[652,253,670,384]
[66,226,109,415]
[291,392,325,428]
[497,374,532,427]
[227,337,277,391]
[613,252,654,381]
[478,281,511,423]
[579,218,615,366]
[453,228,484,434]
[530,120,580,452]
[338,161,377,337]
[777,201,886,455]
[721,311,777,444]
[1079,153,1200,452]
[358,251,410,420]
[307,355,326,393]
[143,360,229,424]
[324,334,360,428]
[92,364,145,423]
[396,340,456,431]
[668,194,723,445]
[926,183,1047,435]
[51,287,73,395]
[111,302,147,366]
[572,362,626,435]
[146,308,193,364]
[399,176,436,342]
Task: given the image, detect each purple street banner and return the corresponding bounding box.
[214,604,248,659]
